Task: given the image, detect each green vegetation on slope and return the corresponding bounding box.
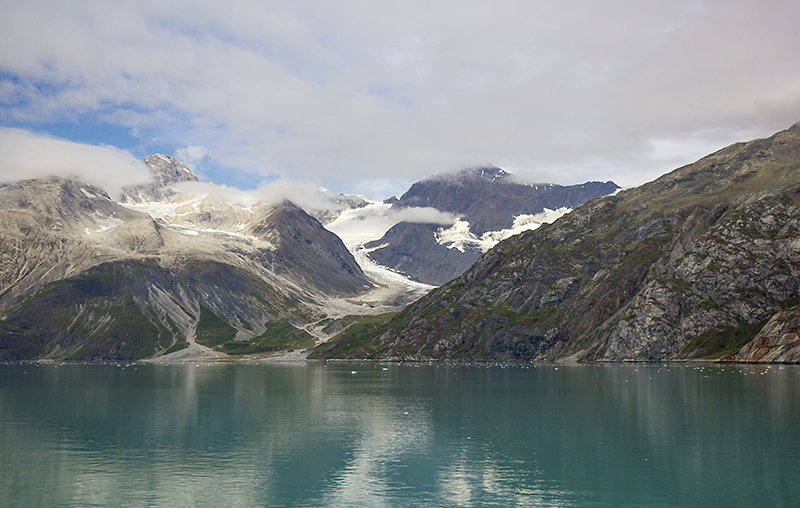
[4,262,177,360]
[215,319,314,355]
[71,298,166,359]
[683,319,769,359]
[195,305,238,347]
[0,320,44,360]
[309,312,399,359]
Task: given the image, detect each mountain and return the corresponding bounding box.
[315,123,800,363]
[0,156,378,360]
[364,167,619,284]
[392,167,617,234]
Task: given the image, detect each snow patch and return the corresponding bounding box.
[121,197,201,220]
[93,216,124,232]
[434,219,475,253]
[167,223,270,245]
[435,207,571,253]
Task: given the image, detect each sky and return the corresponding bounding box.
[1,0,799,200]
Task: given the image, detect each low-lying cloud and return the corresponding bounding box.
[388,206,456,225]
[325,201,459,249]
[175,179,346,213]
[0,128,153,194]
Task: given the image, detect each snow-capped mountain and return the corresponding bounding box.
[358,167,619,285]
[0,155,408,361]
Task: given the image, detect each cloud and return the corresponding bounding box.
[349,178,415,201]
[1,0,799,191]
[325,201,459,249]
[255,180,341,212]
[389,206,456,225]
[175,179,341,213]
[0,128,153,193]
[175,145,209,172]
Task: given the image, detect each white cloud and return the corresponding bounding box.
[255,180,340,212]
[0,128,153,193]
[349,178,415,201]
[389,206,456,225]
[326,201,458,249]
[175,145,209,172]
[175,179,339,213]
[1,0,799,191]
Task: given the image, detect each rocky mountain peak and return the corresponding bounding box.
[450,166,509,182]
[142,154,200,186]
[118,154,200,203]
[0,176,135,229]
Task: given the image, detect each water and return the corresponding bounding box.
[0,362,798,507]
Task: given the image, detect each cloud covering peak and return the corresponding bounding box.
[0,128,153,193]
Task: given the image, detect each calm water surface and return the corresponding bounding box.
[0,362,798,507]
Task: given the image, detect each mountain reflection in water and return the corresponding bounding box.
[0,362,797,507]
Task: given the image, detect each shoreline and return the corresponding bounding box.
[6,355,799,366]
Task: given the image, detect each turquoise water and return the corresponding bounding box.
[0,362,798,507]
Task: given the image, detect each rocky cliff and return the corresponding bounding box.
[316,123,800,363]
[736,304,800,362]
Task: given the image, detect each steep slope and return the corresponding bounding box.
[0,157,374,360]
[1,259,295,360]
[366,222,477,285]
[366,168,618,284]
[245,201,372,295]
[316,123,800,363]
[0,177,144,313]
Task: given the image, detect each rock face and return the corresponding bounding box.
[0,156,373,360]
[317,123,800,363]
[366,167,619,285]
[736,305,800,363]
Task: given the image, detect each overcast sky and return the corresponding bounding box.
[1,0,798,199]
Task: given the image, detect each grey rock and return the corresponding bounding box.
[736,304,800,362]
